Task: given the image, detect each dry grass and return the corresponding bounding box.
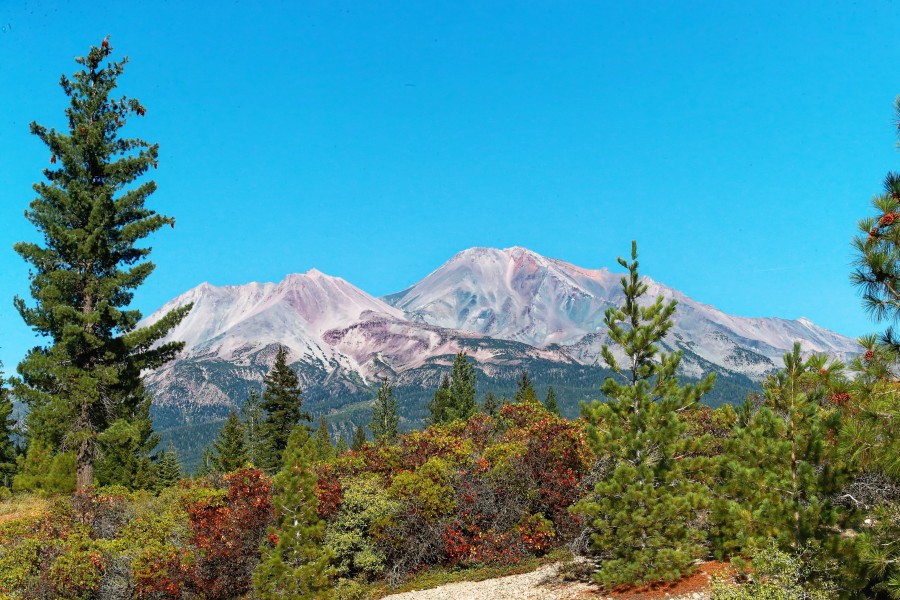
[0,493,49,524]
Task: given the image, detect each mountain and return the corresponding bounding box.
[141,247,860,470]
[384,247,858,378]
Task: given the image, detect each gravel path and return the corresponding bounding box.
[380,562,595,600]
[380,562,714,600]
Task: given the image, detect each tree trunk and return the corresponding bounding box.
[75,402,94,491]
[76,441,94,491]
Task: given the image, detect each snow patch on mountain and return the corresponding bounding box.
[385,247,860,365]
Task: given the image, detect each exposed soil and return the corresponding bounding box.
[599,562,732,599]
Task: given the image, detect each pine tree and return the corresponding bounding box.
[449,352,477,421]
[711,346,854,563]
[573,242,715,588]
[12,442,76,494]
[211,411,249,474]
[514,370,538,404]
[841,337,900,482]
[852,98,900,325]
[241,389,266,468]
[195,447,214,478]
[483,391,499,417]
[0,365,17,489]
[314,416,334,461]
[544,386,560,416]
[260,346,311,473]
[369,378,399,445]
[155,447,182,490]
[351,424,367,451]
[845,99,900,596]
[427,373,453,424]
[95,394,160,489]
[335,435,348,455]
[12,39,190,491]
[254,427,336,598]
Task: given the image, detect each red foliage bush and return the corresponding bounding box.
[133,545,191,599]
[314,463,342,518]
[443,520,525,565]
[181,468,273,599]
[325,401,593,576]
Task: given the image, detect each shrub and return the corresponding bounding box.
[388,457,456,522]
[182,468,272,599]
[324,474,399,579]
[711,543,839,599]
[12,443,76,496]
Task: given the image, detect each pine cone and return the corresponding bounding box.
[830,392,851,405]
[880,212,900,227]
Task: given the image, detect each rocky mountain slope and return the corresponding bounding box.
[141,247,860,467]
[385,247,857,378]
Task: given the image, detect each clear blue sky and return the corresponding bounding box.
[1,1,898,370]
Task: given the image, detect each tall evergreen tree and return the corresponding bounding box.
[13,39,190,490]
[241,389,266,468]
[254,427,335,598]
[544,386,560,416]
[427,373,453,425]
[335,435,348,456]
[369,378,399,445]
[483,391,499,417]
[573,242,715,588]
[313,416,334,461]
[211,411,249,474]
[427,357,477,425]
[514,370,538,404]
[351,424,367,451]
[154,446,182,490]
[449,352,477,421]
[260,346,310,473]
[0,364,17,489]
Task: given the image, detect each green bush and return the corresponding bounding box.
[711,543,838,600]
[388,457,455,522]
[334,577,369,600]
[12,443,76,496]
[324,474,399,579]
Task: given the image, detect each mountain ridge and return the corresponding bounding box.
[141,246,860,468]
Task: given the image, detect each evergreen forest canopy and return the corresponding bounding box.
[0,38,898,600]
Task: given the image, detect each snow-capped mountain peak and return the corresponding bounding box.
[384,246,623,346]
[143,246,860,427]
[141,270,402,360]
[382,247,860,372]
